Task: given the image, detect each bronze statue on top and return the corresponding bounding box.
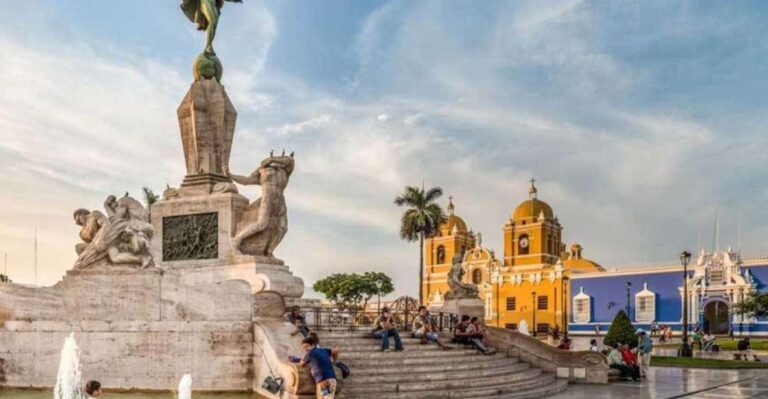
[180,0,243,82]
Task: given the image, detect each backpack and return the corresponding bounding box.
[335,361,351,379]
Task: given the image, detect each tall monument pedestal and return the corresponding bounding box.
[440,298,485,321]
[148,79,304,298]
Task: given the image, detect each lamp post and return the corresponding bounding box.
[532,291,537,337]
[625,281,632,317]
[680,250,692,357]
[562,276,569,339]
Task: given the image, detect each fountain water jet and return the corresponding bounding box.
[178,374,192,399]
[54,332,83,399]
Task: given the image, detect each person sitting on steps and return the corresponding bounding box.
[85,380,102,399]
[373,307,404,352]
[286,306,310,337]
[607,343,633,381]
[453,315,494,355]
[412,306,452,350]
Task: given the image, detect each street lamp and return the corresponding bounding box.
[625,281,632,317]
[680,250,692,357]
[562,277,569,339]
[532,291,537,337]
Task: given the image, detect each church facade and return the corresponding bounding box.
[424,181,604,332]
[568,250,768,336]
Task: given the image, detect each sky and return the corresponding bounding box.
[1,1,768,298]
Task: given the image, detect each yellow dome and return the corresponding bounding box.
[513,198,554,221]
[513,179,554,222]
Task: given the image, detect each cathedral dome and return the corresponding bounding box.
[512,180,553,221]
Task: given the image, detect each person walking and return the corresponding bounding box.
[637,329,653,379]
[373,307,404,352]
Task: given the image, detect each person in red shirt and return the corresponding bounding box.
[620,344,640,381]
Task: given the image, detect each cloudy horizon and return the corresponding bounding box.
[1,1,767,298]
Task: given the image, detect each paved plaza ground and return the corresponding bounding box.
[550,367,768,398]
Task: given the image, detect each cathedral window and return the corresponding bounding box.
[573,287,591,323]
[506,297,516,311]
[436,246,446,264]
[635,283,656,323]
[472,269,483,284]
[537,295,548,310]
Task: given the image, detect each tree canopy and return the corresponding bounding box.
[142,187,160,208]
[313,272,395,309]
[735,292,768,318]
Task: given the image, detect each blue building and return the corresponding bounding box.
[568,250,768,336]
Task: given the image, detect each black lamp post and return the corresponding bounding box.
[532,291,537,337]
[680,250,692,357]
[625,281,632,317]
[376,280,383,315]
[562,276,569,339]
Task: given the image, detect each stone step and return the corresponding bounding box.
[473,378,569,399]
[340,348,482,360]
[349,356,519,375]
[342,351,506,368]
[341,372,553,398]
[328,342,457,352]
[342,361,530,385]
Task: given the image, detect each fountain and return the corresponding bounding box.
[178,374,192,399]
[53,333,83,399]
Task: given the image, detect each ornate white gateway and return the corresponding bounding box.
[683,249,755,334]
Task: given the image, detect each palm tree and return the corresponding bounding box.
[394,185,446,305]
[142,187,160,210]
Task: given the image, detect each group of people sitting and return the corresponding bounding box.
[650,321,674,343]
[604,329,654,382]
[285,305,498,398]
[375,305,496,355]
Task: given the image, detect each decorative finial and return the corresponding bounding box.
[282,149,285,156]
[528,178,538,199]
[447,195,455,216]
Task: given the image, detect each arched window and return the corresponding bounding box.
[472,269,483,284]
[518,234,530,255]
[436,246,446,264]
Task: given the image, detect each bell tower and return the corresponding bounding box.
[503,179,563,268]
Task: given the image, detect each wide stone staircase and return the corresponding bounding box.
[320,330,568,399]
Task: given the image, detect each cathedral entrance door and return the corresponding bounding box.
[703,300,730,335]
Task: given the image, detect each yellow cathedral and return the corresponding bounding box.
[424,180,604,334]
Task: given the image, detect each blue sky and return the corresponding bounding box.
[1,1,768,297]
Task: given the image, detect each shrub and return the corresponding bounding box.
[603,310,638,348]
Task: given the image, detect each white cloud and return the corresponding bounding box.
[377,114,390,122]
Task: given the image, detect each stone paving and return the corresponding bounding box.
[548,367,768,398]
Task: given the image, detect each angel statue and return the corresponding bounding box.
[180,0,243,82]
[223,151,294,259]
[73,194,155,270]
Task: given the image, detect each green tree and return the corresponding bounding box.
[394,185,445,304]
[313,272,396,310]
[142,187,160,208]
[0,274,9,283]
[736,292,768,318]
[603,310,638,348]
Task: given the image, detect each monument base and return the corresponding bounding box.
[440,298,485,320]
[175,260,304,298]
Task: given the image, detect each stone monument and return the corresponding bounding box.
[440,253,485,320]
[148,2,303,298]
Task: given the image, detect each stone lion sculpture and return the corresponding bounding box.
[74,194,155,269]
[444,253,479,300]
[223,152,294,259]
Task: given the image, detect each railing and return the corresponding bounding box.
[296,308,457,333]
